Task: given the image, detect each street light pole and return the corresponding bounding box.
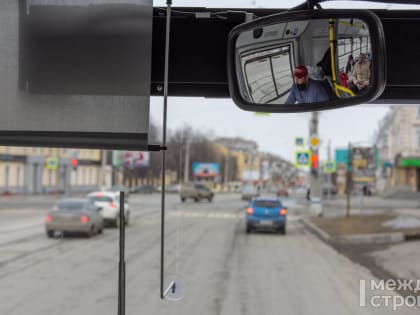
[327,139,331,201]
[346,142,352,218]
[184,140,190,183]
[309,112,321,198]
[178,144,183,184]
[309,112,322,216]
[224,154,229,192]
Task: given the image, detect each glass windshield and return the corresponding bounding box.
[88,196,113,203]
[253,200,282,208]
[57,201,85,211]
[0,1,419,315]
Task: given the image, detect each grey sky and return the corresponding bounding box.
[150,0,414,163]
[150,98,390,163]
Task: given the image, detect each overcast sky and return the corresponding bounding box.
[150,98,390,163]
[150,0,416,163]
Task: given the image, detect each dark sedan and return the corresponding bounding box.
[45,198,104,238]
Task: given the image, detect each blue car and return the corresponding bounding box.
[246,197,287,234]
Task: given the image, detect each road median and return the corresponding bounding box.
[301,214,420,245]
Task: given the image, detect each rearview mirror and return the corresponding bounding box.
[228,10,386,113]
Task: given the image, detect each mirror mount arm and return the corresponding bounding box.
[289,0,323,11]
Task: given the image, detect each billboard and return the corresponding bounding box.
[0,0,152,149]
[124,151,150,168]
[113,151,150,168]
[192,163,220,177]
[352,147,376,183]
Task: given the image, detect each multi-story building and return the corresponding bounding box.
[0,147,102,195]
[215,137,298,189]
[376,106,420,194]
[215,137,260,185]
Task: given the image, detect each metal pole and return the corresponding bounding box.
[118,191,126,315]
[160,0,172,300]
[101,149,107,190]
[309,112,321,197]
[178,144,183,184]
[184,140,190,183]
[327,139,331,201]
[346,142,352,218]
[224,154,229,191]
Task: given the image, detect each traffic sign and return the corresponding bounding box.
[46,157,59,170]
[295,137,304,147]
[294,150,312,168]
[323,161,336,173]
[309,136,320,149]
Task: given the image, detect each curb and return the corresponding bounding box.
[300,217,331,242]
[300,217,405,245]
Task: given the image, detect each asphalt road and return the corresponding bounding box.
[0,193,417,315]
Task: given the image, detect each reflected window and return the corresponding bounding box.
[242,45,293,104]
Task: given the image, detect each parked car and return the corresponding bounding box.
[180,183,214,202]
[87,191,130,227]
[156,184,181,193]
[241,185,259,201]
[110,185,130,200]
[276,188,289,197]
[130,184,157,194]
[165,184,181,193]
[45,198,104,238]
[246,197,287,234]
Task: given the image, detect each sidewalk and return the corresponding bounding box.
[0,193,87,210]
[323,195,420,210]
[369,240,420,283]
[395,208,420,218]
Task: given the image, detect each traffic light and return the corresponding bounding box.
[311,154,319,170]
[311,153,319,177]
[71,158,78,170]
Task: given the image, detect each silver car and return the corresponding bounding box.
[87,191,130,227]
[45,198,104,238]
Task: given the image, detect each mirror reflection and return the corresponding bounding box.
[235,18,372,105]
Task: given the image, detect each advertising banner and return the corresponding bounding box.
[192,162,220,177]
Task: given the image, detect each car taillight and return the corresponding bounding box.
[109,202,116,208]
[45,215,52,223]
[280,208,287,215]
[80,215,89,223]
[246,207,254,215]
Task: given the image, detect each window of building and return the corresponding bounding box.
[5,165,9,187]
[16,166,21,187]
[416,127,420,150]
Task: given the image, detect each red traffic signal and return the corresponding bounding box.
[311,154,319,169]
[71,158,78,169]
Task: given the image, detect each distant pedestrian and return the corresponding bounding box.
[363,185,368,196]
[306,188,311,201]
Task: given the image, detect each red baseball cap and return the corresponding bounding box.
[293,65,308,78]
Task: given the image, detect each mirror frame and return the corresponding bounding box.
[227,9,387,113]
